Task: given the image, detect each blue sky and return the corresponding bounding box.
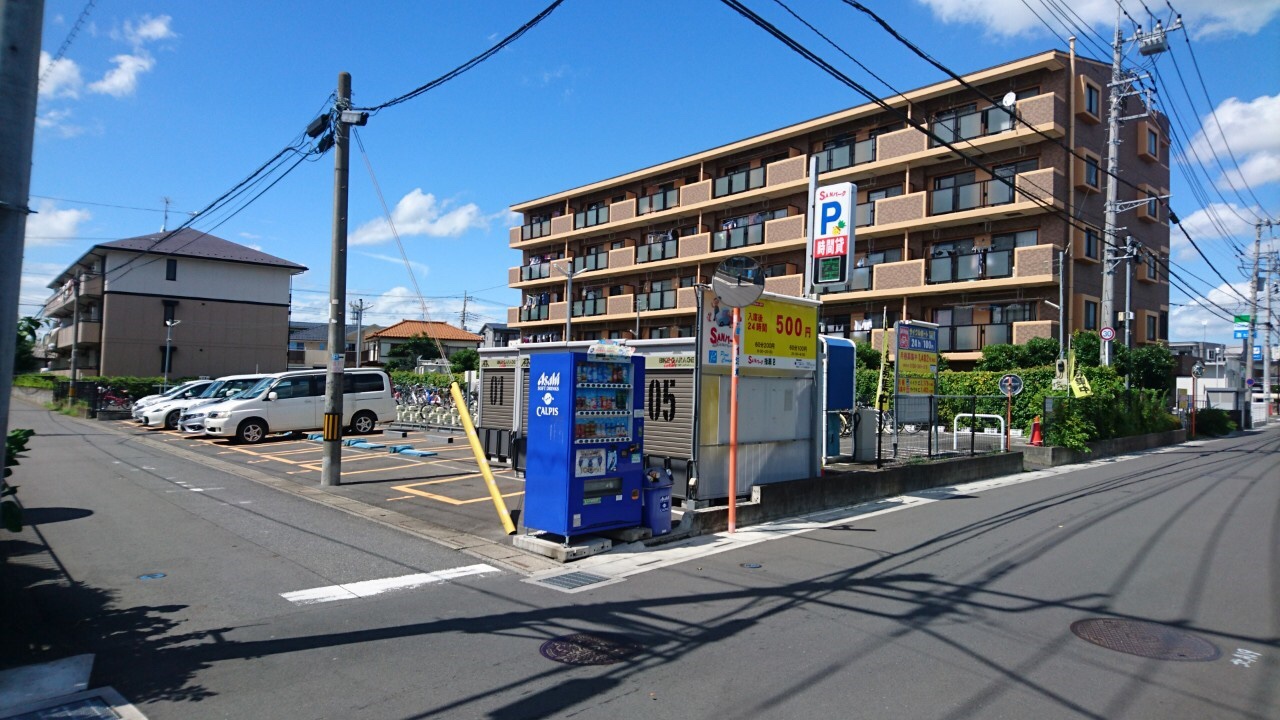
[24,0,1280,345]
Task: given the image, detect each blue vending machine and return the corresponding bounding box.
[525,350,645,538]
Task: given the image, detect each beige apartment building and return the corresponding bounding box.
[42,230,307,378]
[505,50,1170,365]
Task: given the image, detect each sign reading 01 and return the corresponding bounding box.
[741,297,818,370]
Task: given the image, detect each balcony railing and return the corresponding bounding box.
[713,167,765,198]
[637,188,678,215]
[520,304,550,322]
[572,253,608,273]
[574,206,609,230]
[855,201,874,227]
[815,138,875,173]
[712,222,765,251]
[636,238,678,264]
[848,265,872,291]
[521,219,552,241]
[928,248,1014,284]
[636,290,677,312]
[572,298,608,317]
[520,263,553,281]
[930,178,1015,215]
[937,323,1013,352]
[930,106,1016,146]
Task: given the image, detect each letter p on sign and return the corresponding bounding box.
[820,201,841,235]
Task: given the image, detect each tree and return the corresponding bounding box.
[975,344,1021,372]
[1128,343,1176,391]
[854,341,880,371]
[449,348,479,373]
[1071,330,1101,367]
[383,334,441,372]
[1022,337,1060,367]
[13,317,44,375]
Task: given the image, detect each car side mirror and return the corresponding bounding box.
[267,391,278,401]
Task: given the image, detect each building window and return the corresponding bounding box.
[1146,128,1159,159]
[1086,85,1100,116]
[762,263,791,278]
[1146,315,1157,341]
[162,300,177,325]
[166,259,177,281]
[649,327,672,340]
[1084,228,1100,260]
[680,276,697,288]
[288,341,305,351]
[1084,300,1099,330]
[677,326,694,338]
[1085,156,1100,189]
[1146,254,1158,281]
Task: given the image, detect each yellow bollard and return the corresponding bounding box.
[450,382,516,535]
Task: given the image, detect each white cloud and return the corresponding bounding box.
[238,231,261,240]
[1171,202,1256,260]
[1187,94,1280,189]
[35,108,86,138]
[913,0,1280,38]
[349,189,486,245]
[359,252,431,280]
[20,261,68,314]
[38,51,83,99]
[24,200,92,247]
[88,53,155,97]
[123,15,175,45]
[1169,280,1253,340]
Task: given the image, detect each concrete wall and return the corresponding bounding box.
[1020,429,1186,470]
[103,250,294,305]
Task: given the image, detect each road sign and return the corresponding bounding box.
[1235,329,1250,339]
[1100,327,1115,342]
[1246,377,1256,387]
[1254,345,1263,361]
[1234,314,1251,323]
[810,183,855,286]
[999,373,1024,396]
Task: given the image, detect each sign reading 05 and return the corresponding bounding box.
[741,297,819,370]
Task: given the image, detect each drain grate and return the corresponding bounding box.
[537,571,612,591]
[1070,618,1220,661]
[539,633,642,665]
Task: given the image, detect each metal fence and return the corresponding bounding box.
[873,394,1013,467]
[52,381,139,417]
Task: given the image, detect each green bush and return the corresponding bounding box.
[389,370,462,389]
[3,429,34,532]
[1192,407,1235,437]
[13,374,57,389]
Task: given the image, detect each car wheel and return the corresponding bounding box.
[351,411,377,434]
[164,410,181,430]
[237,419,267,444]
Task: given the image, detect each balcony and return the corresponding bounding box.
[930,106,1016,146]
[572,298,608,317]
[520,263,553,281]
[636,289,677,312]
[637,188,678,215]
[712,222,765,251]
[636,238,678,264]
[51,320,101,348]
[937,323,1012,352]
[930,178,1015,215]
[574,206,609,230]
[520,305,550,322]
[927,248,1014,284]
[520,219,552,241]
[816,138,876,173]
[572,253,608,273]
[713,167,765,198]
[848,265,873,291]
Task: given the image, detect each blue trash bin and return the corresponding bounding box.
[641,469,673,536]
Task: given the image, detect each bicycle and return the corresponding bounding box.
[96,386,133,410]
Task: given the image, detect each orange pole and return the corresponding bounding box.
[728,306,740,533]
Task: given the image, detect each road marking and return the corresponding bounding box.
[387,495,415,501]
[280,564,500,605]
[298,459,428,476]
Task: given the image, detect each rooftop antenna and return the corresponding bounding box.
[161,197,171,232]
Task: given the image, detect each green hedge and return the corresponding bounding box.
[13,374,57,389]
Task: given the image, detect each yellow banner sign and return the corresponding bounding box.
[897,376,936,395]
[741,297,818,370]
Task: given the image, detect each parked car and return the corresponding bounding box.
[203,369,394,444]
[132,380,214,421]
[139,374,268,429]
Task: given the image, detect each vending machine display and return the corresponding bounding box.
[524,351,645,537]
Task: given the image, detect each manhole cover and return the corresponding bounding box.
[1070,618,1220,661]
[536,571,610,591]
[539,633,642,665]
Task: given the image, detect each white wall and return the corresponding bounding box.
[103,251,293,305]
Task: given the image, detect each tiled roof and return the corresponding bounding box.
[99,229,307,271]
[366,320,482,342]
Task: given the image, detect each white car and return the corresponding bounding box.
[131,380,213,421]
[204,369,394,444]
[139,374,267,430]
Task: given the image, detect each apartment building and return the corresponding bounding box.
[42,229,306,377]
[505,50,1170,364]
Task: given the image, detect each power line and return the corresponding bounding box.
[28,195,195,214]
[357,0,567,113]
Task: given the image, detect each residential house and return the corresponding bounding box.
[363,320,482,365]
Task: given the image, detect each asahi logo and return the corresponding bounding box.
[535,372,560,392]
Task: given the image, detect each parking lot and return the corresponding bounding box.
[111,420,527,544]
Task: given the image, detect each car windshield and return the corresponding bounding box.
[198,381,227,399]
[162,382,197,398]
[242,377,275,399]
[223,378,263,397]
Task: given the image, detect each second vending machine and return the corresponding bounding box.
[524,350,645,538]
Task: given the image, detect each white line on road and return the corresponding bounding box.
[280,564,501,605]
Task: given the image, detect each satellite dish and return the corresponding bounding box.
[712,256,764,308]
[1001,91,1017,109]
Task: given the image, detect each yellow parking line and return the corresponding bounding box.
[298,459,429,476]
[387,485,524,506]
[221,445,310,466]
[258,447,325,457]
[391,472,485,490]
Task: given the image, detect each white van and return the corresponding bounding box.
[139,373,268,429]
[203,368,394,444]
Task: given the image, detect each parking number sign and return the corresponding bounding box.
[811,182,855,286]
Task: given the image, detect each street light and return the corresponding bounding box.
[164,319,180,389]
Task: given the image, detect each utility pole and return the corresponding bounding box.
[69,273,81,396]
[1100,9,1179,366]
[1244,220,1268,404]
[322,72,353,488]
[1123,237,1139,390]
[0,0,45,472]
[350,298,368,368]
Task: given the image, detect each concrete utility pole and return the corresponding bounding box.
[69,274,81,393]
[1123,237,1138,390]
[0,0,45,463]
[1244,221,1268,399]
[350,298,368,368]
[322,72,354,488]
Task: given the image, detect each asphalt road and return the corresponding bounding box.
[5,400,1277,719]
